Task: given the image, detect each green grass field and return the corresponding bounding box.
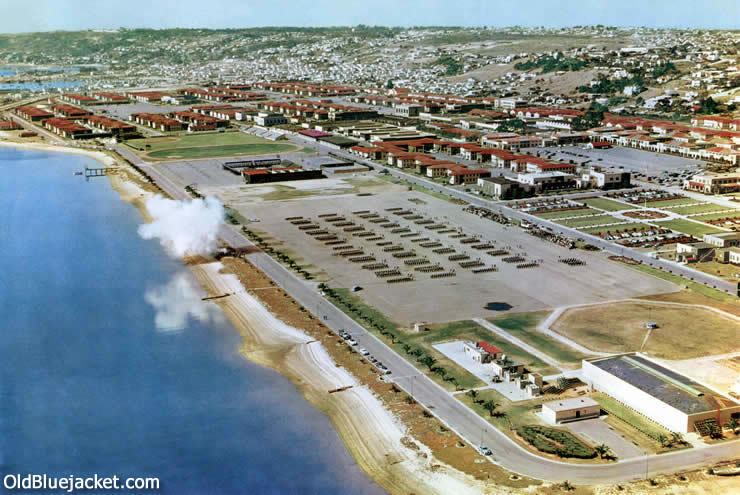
[421,320,558,376]
[580,222,654,235]
[642,198,701,208]
[580,197,634,212]
[125,132,297,160]
[625,263,738,303]
[666,203,735,216]
[558,214,624,228]
[536,208,596,220]
[488,312,588,365]
[653,218,725,237]
[689,211,740,223]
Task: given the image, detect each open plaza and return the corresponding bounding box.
[170,168,682,325]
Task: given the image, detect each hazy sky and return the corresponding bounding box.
[0,0,737,33]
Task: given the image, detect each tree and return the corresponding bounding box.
[657,433,670,448]
[557,376,570,393]
[671,431,685,446]
[385,79,394,89]
[595,443,614,460]
[698,97,719,114]
[483,400,500,417]
[560,480,574,491]
[467,389,479,402]
[727,417,739,435]
[497,118,526,133]
[420,355,437,370]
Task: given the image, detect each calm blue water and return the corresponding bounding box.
[0,66,81,76]
[0,81,82,91]
[0,147,384,495]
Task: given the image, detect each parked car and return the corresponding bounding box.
[478,445,492,456]
[359,348,370,356]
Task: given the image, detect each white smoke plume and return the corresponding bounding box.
[145,272,224,332]
[138,195,224,257]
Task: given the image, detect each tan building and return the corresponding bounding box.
[541,397,600,425]
[683,172,740,194]
[703,232,740,248]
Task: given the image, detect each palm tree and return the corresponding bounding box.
[557,376,570,393]
[727,417,739,435]
[420,355,437,370]
[467,389,479,402]
[483,400,500,417]
[657,433,669,448]
[671,431,685,446]
[595,443,614,459]
[727,416,740,435]
[402,343,412,354]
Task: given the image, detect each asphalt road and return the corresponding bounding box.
[115,142,740,484]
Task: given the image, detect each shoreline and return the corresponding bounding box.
[7,138,495,494]
[191,261,493,495]
[0,138,118,167]
[4,139,735,495]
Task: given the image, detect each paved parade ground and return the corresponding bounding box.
[198,178,680,324]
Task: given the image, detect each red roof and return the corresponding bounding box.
[477,341,503,355]
[299,129,332,138]
[590,141,611,148]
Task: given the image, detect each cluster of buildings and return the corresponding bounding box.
[343,128,629,195]
[15,101,136,139]
[463,341,543,398]
[596,113,739,166]
[675,232,740,266]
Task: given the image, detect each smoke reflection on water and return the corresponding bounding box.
[145,272,224,332]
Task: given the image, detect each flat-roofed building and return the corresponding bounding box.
[584,168,632,190]
[254,112,287,127]
[675,242,715,262]
[684,172,740,194]
[541,397,600,425]
[242,167,323,184]
[478,176,534,199]
[703,232,740,248]
[516,171,577,193]
[727,247,740,265]
[583,354,740,433]
[394,104,422,118]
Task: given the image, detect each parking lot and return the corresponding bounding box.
[564,418,644,460]
[214,185,678,325]
[526,145,703,184]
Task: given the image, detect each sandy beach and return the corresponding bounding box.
[191,261,495,495]
[0,137,117,166]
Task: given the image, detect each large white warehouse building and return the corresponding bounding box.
[583,354,740,434]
